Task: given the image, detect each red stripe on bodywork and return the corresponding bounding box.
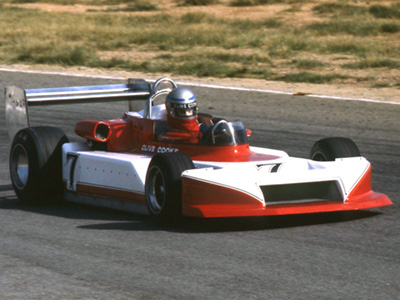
[345,165,392,209]
[182,177,264,217]
[64,182,146,205]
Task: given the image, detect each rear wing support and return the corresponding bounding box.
[5,77,177,139]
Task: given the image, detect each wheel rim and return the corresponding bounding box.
[10,144,29,189]
[147,166,166,214]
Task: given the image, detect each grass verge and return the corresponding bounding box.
[0,0,399,87]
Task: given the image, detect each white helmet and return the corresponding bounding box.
[166,87,197,119]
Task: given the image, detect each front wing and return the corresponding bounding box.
[181,157,392,218]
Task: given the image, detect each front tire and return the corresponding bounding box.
[145,153,194,224]
[10,126,69,204]
[310,137,361,161]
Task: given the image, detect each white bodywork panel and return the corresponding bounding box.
[62,143,152,214]
[63,143,150,193]
[182,156,369,205]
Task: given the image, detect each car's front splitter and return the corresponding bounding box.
[181,163,392,218]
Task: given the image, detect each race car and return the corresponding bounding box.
[5,77,392,223]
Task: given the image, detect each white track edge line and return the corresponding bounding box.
[1,67,398,105]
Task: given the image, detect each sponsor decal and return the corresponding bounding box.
[171,102,196,109]
[141,144,156,152]
[141,144,179,153]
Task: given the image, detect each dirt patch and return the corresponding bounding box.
[6,3,108,13]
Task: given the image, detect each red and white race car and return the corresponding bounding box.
[5,78,392,223]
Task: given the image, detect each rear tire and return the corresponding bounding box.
[9,127,69,204]
[310,137,360,161]
[145,153,195,225]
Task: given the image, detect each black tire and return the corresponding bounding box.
[145,153,195,224]
[310,137,361,161]
[9,126,69,204]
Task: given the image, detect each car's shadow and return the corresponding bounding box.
[0,187,381,233]
[78,210,381,233]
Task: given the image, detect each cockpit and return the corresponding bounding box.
[199,120,248,146]
[127,104,248,146]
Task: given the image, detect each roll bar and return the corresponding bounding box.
[4,77,178,139]
[144,77,177,119]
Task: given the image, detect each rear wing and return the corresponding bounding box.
[5,77,177,139]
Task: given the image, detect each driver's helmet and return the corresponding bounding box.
[166,87,197,120]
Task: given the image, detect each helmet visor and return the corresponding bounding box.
[174,107,196,118]
[169,102,197,119]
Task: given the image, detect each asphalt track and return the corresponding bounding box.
[0,70,399,300]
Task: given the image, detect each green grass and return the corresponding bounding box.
[16,45,93,65]
[9,0,149,4]
[230,0,285,6]
[342,59,400,69]
[308,19,384,36]
[312,2,367,16]
[369,5,400,19]
[10,0,79,3]
[372,82,391,88]
[275,72,350,84]
[313,3,400,20]
[381,23,400,33]
[322,42,366,55]
[291,59,327,69]
[181,0,219,5]
[106,2,158,12]
[1,0,399,86]
[124,50,273,79]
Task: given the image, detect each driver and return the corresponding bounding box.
[161,87,214,143]
[165,87,199,132]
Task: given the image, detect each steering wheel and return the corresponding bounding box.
[210,120,236,145]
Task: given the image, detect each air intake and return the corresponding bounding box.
[260,181,343,205]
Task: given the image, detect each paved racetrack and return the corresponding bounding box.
[0,70,399,300]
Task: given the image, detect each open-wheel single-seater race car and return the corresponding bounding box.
[5,77,392,223]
